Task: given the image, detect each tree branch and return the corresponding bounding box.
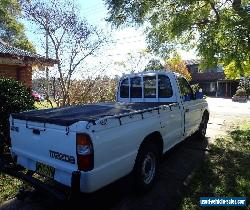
[208,0,220,23]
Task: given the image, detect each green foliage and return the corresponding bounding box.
[179,121,250,210]
[0,0,35,52]
[106,0,250,74]
[225,61,250,79]
[191,84,200,93]
[165,54,192,81]
[239,77,250,96]
[0,78,34,147]
[144,59,164,71]
[0,173,22,204]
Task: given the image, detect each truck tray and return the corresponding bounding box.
[11,102,172,126]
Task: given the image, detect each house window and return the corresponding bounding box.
[158,75,173,98]
[144,76,156,98]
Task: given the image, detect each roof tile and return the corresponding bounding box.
[0,39,58,65]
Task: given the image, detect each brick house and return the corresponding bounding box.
[0,39,58,87]
[186,59,239,97]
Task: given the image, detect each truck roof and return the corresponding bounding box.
[121,70,179,78]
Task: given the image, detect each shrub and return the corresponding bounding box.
[191,84,200,93]
[235,88,247,96]
[239,77,250,96]
[0,78,34,148]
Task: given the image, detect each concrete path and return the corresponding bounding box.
[1,98,249,210]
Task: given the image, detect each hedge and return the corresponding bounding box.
[0,78,34,150]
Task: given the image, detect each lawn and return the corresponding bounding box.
[179,121,250,210]
[34,100,57,109]
[0,173,22,204]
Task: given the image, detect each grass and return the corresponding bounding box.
[0,173,22,204]
[179,121,250,210]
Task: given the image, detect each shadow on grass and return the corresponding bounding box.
[179,125,250,210]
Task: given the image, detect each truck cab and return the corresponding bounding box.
[117,71,206,138]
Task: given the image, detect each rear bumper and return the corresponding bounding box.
[0,161,80,200]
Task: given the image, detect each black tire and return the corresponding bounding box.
[133,143,160,193]
[196,113,209,139]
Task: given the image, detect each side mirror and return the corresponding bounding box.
[195,91,204,99]
[184,94,191,101]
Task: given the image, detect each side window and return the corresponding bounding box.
[144,76,156,98]
[131,76,142,98]
[120,78,129,98]
[177,77,194,100]
[158,75,173,98]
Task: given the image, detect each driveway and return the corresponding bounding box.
[206,97,250,140]
[1,98,250,210]
[207,97,250,117]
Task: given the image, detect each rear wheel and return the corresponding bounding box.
[197,113,209,139]
[133,143,159,193]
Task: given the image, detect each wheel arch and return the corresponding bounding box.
[132,131,163,192]
[138,131,164,157]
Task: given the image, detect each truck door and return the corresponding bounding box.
[157,75,183,148]
[177,77,201,137]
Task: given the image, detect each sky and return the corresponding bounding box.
[25,0,197,78]
[78,0,197,61]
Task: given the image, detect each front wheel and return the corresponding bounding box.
[133,143,159,193]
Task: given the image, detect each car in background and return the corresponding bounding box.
[32,91,42,102]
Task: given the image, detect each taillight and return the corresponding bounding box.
[76,133,94,171]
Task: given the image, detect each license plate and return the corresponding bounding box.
[36,162,55,179]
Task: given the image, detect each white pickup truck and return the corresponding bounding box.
[9,71,209,197]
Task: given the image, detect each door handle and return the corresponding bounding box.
[185,108,190,113]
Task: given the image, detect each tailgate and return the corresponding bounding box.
[10,119,78,187]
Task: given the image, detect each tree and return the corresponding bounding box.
[69,76,117,105]
[224,60,250,79]
[144,59,164,71]
[239,77,250,96]
[23,0,107,106]
[106,0,250,75]
[114,49,151,73]
[165,54,192,81]
[0,0,35,51]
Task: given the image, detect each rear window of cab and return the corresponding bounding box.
[120,75,173,98]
